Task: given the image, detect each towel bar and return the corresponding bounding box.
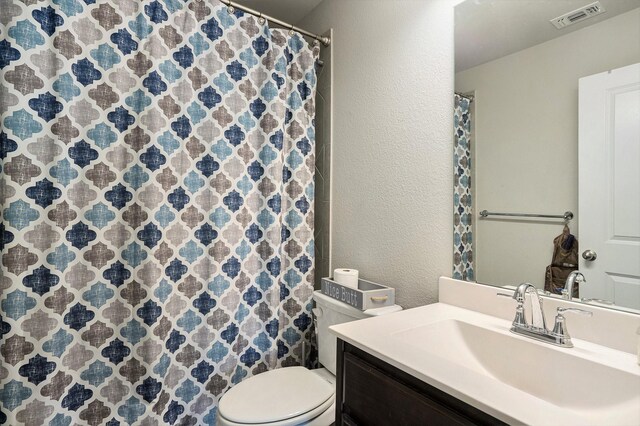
[479,210,573,220]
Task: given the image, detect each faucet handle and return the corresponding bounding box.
[581,297,614,305]
[557,307,593,317]
[497,292,527,328]
[497,289,524,303]
[552,307,592,346]
[497,291,523,305]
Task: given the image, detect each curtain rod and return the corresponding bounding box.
[219,0,331,47]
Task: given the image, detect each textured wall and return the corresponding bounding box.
[455,8,640,289]
[299,0,455,308]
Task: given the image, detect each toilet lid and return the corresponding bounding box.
[218,367,334,424]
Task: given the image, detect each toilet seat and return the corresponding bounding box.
[218,367,335,426]
[217,397,334,426]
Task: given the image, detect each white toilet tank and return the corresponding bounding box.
[312,290,402,374]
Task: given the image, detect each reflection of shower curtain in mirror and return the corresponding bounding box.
[453,94,474,280]
[0,1,319,424]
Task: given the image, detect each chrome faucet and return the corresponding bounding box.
[498,282,592,348]
[563,271,586,300]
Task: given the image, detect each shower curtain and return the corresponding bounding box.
[453,94,474,281]
[0,0,318,424]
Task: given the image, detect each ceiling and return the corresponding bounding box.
[234,0,324,25]
[455,0,640,72]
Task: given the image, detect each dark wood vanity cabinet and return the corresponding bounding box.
[335,339,506,426]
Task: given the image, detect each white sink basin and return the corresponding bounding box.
[392,319,639,411]
[330,302,640,425]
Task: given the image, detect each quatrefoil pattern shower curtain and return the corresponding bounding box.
[0,0,319,423]
[453,94,473,281]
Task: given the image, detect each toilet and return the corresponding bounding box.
[217,290,402,426]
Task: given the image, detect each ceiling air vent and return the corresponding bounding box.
[550,1,606,29]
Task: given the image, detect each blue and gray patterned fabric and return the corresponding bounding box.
[0,0,319,424]
[453,94,473,281]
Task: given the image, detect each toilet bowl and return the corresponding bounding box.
[217,291,402,426]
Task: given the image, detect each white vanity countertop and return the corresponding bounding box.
[330,301,640,426]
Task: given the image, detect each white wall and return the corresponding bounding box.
[299,0,456,308]
[314,30,333,288]
[455,9,640,289]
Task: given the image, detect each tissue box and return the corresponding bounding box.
[321,277,395,310]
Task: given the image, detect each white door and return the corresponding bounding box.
[579,63,640,309]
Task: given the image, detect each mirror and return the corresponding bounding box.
[453,0,640,312]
